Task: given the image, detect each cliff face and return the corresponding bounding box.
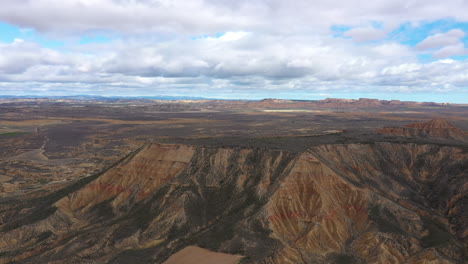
[378,119,467,140]
[309,144,468,262]
[0,143,466,264]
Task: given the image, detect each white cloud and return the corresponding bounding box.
[433,43,467,58]
[0,0,468,98]
[0,34,467,96]
[1,0,468,35]
[415,29,468,58]
[416,29,465,50]
[217,32,250,42]
[343,26,388,42]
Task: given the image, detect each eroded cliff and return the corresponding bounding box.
[0,142,466,264]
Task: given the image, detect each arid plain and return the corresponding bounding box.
[0,98,467,264]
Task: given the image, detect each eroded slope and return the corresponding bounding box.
[0,142,466,264]
[378,119,467,140]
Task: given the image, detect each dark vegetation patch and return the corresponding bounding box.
[0,132,30,137]
[108,247,162,264]
[369,205,405,235]
[238,256,252,263]
[36,231,53,242]
[36,178,50,185]
[325,253,364,264]
[421,217,454,248]
[160,131,468,153]
[86,199,117,223]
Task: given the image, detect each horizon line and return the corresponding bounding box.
[0,94,466,105]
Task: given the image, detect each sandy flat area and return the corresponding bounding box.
[0,119,64,127]
[47,117,215,125]
[0,176,12,183]
[0,128,23,134]
[163,246,242,264]
[262,109,325,112]
[4,149,77,165]
[0,117,216,127]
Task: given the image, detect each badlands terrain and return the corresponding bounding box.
[0,97,467,263]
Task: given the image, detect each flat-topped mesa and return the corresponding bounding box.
[377,118,467,140]
[320,98,355,103]
[314,98,432,108]
[259,98,294,103]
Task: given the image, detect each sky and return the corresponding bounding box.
[0,0,468,103]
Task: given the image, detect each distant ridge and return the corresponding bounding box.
[0,95,218,101]
[405,119,461,129]
[378,119,467,140]
[238,98,459,108]
[0,95,463,106]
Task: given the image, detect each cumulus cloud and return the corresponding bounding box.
[415,29,468,58]
[433,43,467,58]
[1,0,468,35]
[0,33,467,96]
[0,0,468,98]
[0,39,67,75]
[343,26,388,42]
[416,29,465,50]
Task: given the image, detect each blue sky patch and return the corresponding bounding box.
[389,19,468,47]
[330,24,352,38]
[332,18,468,46]
[0,22,114,49]
[191,32,225,40]
[332,18,468,62]
[0,22,21,43]
[0,22,64,48]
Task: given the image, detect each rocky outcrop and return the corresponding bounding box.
[0,142,466,263]
[266,154,369,263]
[377,119,467,140]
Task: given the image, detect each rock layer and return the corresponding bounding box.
[0,142,467,263]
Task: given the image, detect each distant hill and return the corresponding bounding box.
[0,96,463,106]
[0,95,216,101]
[378,119,467,140]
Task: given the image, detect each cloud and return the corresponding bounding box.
[414,29,467,58]
[0,0,468,100]
[343,26,388,42]
[0,39,66,75]
[0,33,467,97]
[433,43,467,58]
[1,0,468,36]
[416,29,465,50]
